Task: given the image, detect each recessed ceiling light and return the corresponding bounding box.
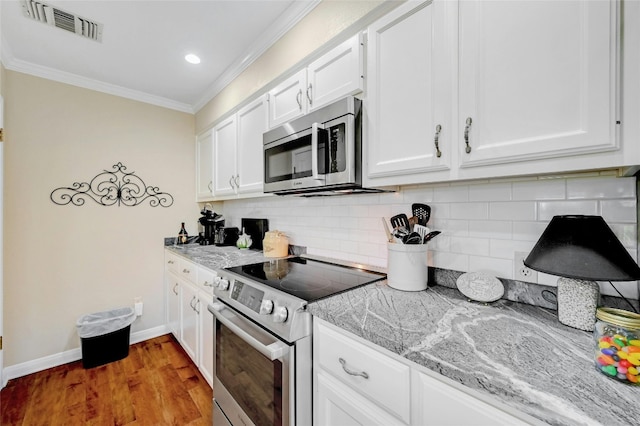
[185,54,201,64]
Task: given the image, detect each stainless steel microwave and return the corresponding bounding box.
[263,96,369,196]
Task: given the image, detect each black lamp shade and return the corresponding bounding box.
[524,215,640,281]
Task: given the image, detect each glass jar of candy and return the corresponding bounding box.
[594,307,640,385]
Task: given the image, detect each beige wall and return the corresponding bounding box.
[3,71,196,366]
[195,0,386,133]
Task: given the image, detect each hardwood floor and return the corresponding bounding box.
[0,334,213,426]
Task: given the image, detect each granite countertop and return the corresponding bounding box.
[307,282,639,426]
[165,244,268,270]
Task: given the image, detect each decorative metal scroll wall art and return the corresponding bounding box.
[50,162,174,207]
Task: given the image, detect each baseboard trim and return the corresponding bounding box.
[2,325,169,388]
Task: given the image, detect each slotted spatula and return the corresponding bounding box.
[390,213,410,232]
[412,203,431,226]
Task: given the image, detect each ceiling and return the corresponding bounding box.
[0,0,320,113]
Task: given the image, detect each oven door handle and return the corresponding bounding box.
[209,302,289,361]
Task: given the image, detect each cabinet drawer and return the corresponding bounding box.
[165,252,181,273]
[197,267,217,293]
[316,321,411,423]
[179,259,197,284]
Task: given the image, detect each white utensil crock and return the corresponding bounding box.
[387,243,428,291]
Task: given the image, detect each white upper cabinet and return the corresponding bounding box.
[366,0,451,180]
[268,33,364,128]
[195,130,214,200]
[212,115,238,196]
[236,94,269,194]
[365,0,624,187]
[307,34,364,112]
[457,0,617,169]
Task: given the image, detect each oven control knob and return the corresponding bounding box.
[218,278,230,291]
[272,306,288,323]
[259,299,274,315]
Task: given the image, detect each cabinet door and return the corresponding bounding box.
[307,34,364,112]
[366,0,451,180]
[166,272,181,339]
[181,282,199,363]
[199,290,214,388]
[213,115,238,196]
[457,0,617,169]
[237,95,268,194]
[412,370,530,425]
[268,69,307,128]
[316,372,407,426]
[195,130,213,200]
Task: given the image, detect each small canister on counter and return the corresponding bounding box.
[263,231,289,258]
[594,307,640,385]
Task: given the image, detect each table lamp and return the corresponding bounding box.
[524,215,640,331]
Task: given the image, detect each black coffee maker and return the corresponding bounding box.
[198,206,224,245]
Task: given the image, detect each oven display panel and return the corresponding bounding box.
[231,281,264,313]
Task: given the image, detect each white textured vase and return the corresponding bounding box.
[556,277,600,331]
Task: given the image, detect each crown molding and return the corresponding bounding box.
[192,0,321,113]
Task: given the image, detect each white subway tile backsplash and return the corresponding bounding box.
[490,201,537,221]
[567,176,636,200]
[512,179,566,200]
[468,220,511,239]
[537,200,598,220]
[450,202,489,220]
[601,200,637,223]
[222,174,638,287]
[434,185,469,202]
[468,182,512,201]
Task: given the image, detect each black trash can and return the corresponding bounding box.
[76,307,136,369]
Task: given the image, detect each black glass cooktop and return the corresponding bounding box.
[225,257,386,302]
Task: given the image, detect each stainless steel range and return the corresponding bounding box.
[208,256,385,426]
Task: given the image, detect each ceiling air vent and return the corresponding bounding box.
[21,0,103,42]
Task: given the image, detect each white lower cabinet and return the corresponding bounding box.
[314,318,534,426]
[198,289,214,387]
[164,250,215,388]
[316,371,406,426]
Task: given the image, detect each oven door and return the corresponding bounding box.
[210,301,293,426]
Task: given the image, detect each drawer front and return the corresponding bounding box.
[197,267,217,293]
[316,321,411,423]
[165,252,180,273]
[179,259,197,284]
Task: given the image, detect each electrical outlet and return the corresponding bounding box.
[514,251,538,283]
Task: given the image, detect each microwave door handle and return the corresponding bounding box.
[209,302,289,361]
[311,122,324,181]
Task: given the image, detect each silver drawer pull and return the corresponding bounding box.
[203,280,213,287]
[434,124,442,158]
[464,117,472,153]
[339,358,369,379]
[172,283,179,295]
[183,268,190,274]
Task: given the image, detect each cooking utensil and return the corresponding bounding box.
[412,203,431,226]
[382,217,394,243]
[423,230,441,243]
[390,213,410,231]
[413,224,430,241]
[404,232,422,244]
[408,216,419,231]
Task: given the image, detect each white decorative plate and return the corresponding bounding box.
[456,272,504,303]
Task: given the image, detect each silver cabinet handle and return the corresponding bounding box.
[190,295,197,310]
[296,89,303,110]
[167,260,174,265]
[228,176,235,189]
[208,180,213,192]
[306,84,313,106]
[203,280,213,287]
[234,175,239,188]
[172,283,179,295]
[183,268,190,274]
[464,117,472,153]
[194,298,200,314]
[339,358,369,379]
[434,124,442,158]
